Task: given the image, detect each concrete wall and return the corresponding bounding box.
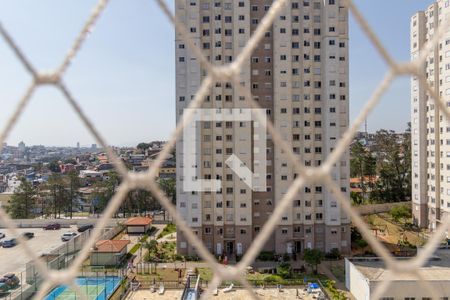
[345,259,370,300]
[355,201,411,216]
[126,225,148,234]
[0,218,125,228]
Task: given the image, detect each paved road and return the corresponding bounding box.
[0,226,78,276]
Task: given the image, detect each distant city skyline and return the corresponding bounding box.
[0,1,431,146]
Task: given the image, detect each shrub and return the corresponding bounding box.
[129,243,141,255]
[324,280,346,300]
[356,239,368,248]
[257,251,275,261]
[390,205,412,223]
[325,248,341,260]
[277,262,292,279]
[263,275,283,284]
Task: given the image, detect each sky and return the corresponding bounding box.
[0,0,433,147]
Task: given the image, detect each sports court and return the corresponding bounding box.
[45,277,121,300]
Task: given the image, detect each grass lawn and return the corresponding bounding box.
[129,243,141,255]
[197,268,213,281]
[157,223,176,239]
[330,266,345,282]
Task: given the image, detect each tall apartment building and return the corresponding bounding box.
[176,0,351,257]
[411,0,450,230]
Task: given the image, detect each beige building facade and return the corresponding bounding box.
[411,0,450,230]
[176,0,351,257]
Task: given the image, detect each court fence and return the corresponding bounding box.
[4,226,124,300]
[1,0,450,299]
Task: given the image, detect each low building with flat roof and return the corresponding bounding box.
[345,249,450,300]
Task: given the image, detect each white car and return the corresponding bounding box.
[61,232,77,242]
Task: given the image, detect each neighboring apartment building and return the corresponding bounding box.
[176,0,351,257]
[411,0,450,230]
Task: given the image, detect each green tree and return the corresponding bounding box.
[159,178,176,220]
[46,174,70,218]
[7,178,37,219]
[137,143,150,151]
[90,172,120,215]
[303,249,323,274]
[350,191,364,205]
[372,128,411,202]
[65,171,80,218]
[350,142,376,199]
[48,161,61,173]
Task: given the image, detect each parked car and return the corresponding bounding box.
[2,239,17,248]
[2,274,19,287]
[61,232,77,242]
[22,232,34,239]
[77,224,93,233]
[0,233,5,239]
[43,223,61,230]
[0,274,20,293]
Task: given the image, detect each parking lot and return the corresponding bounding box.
[0,226,78,276]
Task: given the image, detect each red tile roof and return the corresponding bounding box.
[94,240,130,253]
[125,216,152,226]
